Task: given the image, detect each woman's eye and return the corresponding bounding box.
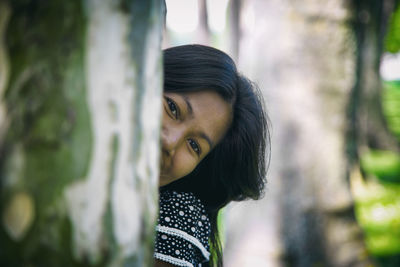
[166,98,178,119]
[188,139,201,155]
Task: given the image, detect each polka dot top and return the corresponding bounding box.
[154,190,211,267]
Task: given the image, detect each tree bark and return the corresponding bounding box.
[224,0,372,266]
[348,0,399,163]
[0,0,164,266]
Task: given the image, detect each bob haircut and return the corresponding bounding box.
[161,44,270,266]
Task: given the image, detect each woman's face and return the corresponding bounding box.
[159,90,232,186]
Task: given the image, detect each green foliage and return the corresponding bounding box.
[355,82,400,260]
[385,4,400,53]
[354,180,400,256]
[383,81,400,139]
[360,150,400,183]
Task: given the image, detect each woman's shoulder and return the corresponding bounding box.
[155,190,211,266]
[159,190,208,216]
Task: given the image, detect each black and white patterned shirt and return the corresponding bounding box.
[154,190,211,267]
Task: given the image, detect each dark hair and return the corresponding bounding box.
[161,44,270,267]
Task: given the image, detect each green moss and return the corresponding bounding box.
[1,0,92,265]
[5,0,91,204]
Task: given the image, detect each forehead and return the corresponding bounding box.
[181,90,232,146]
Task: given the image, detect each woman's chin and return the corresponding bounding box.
[158,174,170,187]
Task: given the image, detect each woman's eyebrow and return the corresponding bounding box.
[182,95,214,149]
[182,95,193,117]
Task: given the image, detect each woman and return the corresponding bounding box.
[155,45,270,267]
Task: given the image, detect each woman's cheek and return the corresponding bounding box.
[171,150,198,181]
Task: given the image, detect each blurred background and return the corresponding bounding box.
[163,0,400,266]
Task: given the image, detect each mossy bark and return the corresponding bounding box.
[0,0,164,266]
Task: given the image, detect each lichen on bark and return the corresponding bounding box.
[1,0,92,265]
[1,1,164,266]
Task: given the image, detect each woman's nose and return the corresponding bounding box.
[161,126,183,156]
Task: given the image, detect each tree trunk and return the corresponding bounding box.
[224,0,372,266]
[0,0,164,266]
[348,0,399,162]
[227,0,241,61]
[196,0,211,45]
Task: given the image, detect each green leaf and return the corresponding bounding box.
[385,4,400,53]
[360,150,400,183]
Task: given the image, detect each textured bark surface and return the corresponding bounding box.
[0,0,164,266]
[224,0,371,266]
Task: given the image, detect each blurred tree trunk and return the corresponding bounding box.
[224,0,383,266]
[0,0,164,266]
[348,0,399,161]
[196,0,211,45]
[227,0,241,61]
